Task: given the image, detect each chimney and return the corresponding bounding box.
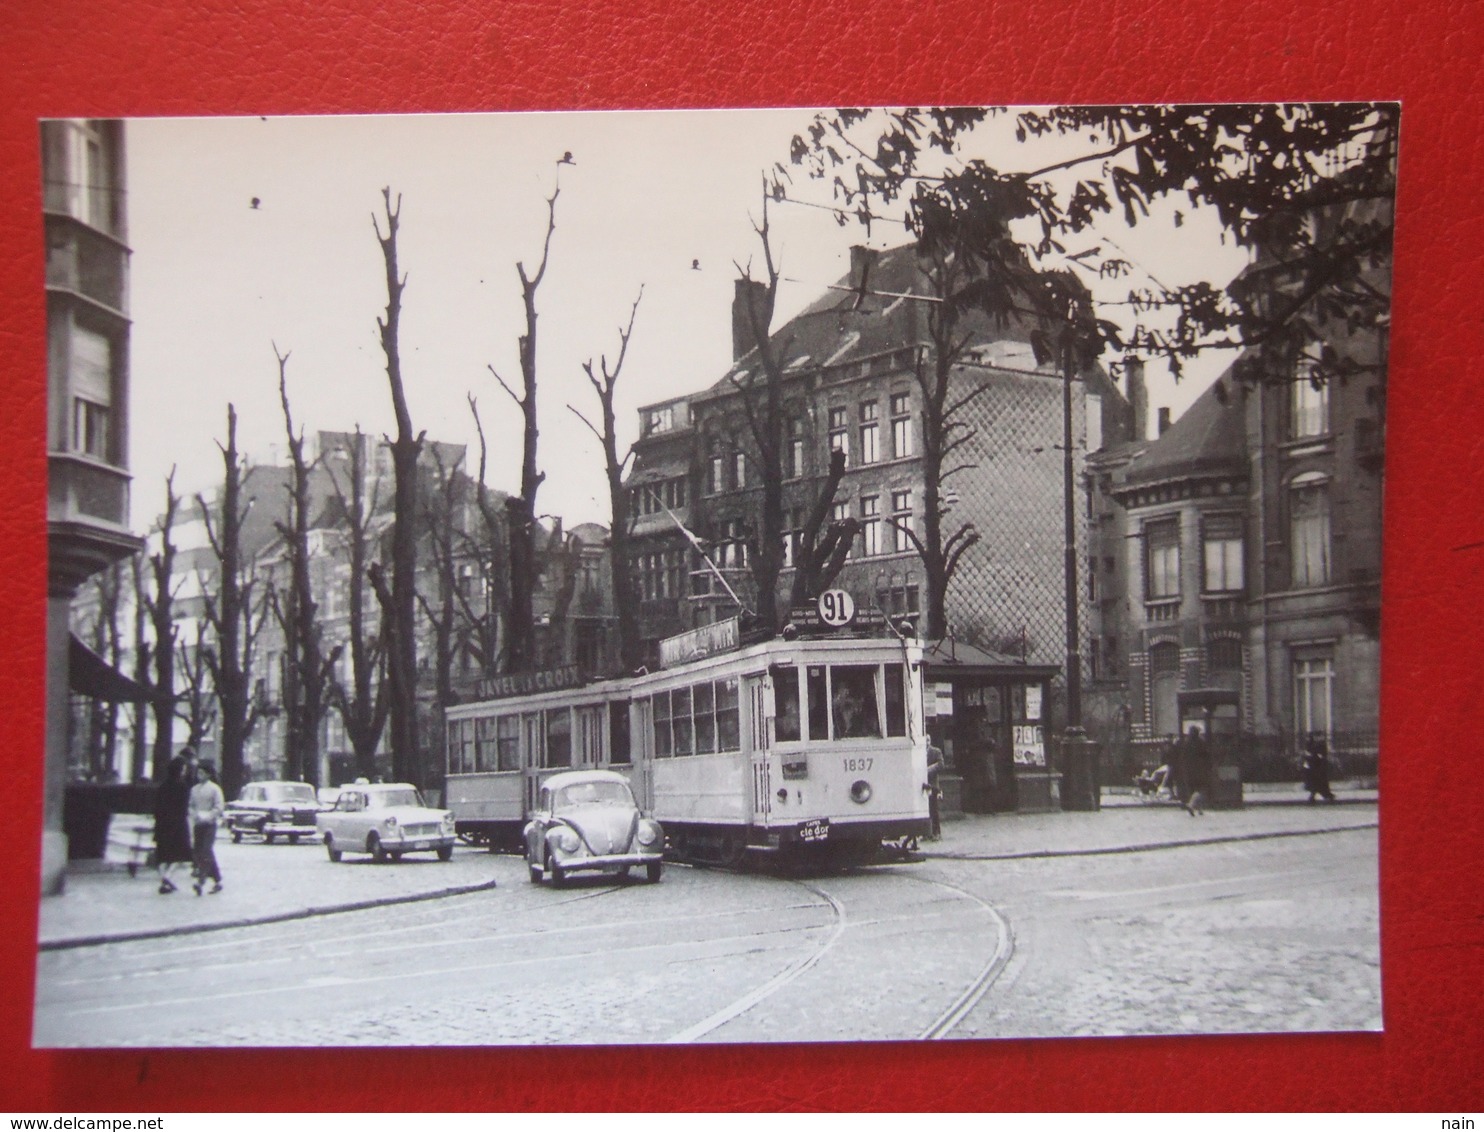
[1125,357,1148,441]
[849,245,879,300]
[1157,407,1172,436]
[732,278,770,363]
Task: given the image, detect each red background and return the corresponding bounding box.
[2,0,1480,1112]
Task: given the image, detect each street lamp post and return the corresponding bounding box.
[1060,327,1098,810]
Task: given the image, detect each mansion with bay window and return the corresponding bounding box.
[1103,351,1383,761]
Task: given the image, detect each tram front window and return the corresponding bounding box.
[770,665,801,742]
[807,666,829,741]
[832,665,882,739]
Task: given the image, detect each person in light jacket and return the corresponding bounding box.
[189,760,226,895]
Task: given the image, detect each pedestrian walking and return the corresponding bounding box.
[1302,733,1336,803]
[1179,726,1212,816]
[152,754,193,894]
[189,759,226,895]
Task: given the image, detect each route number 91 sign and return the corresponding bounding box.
[817,589,856,627]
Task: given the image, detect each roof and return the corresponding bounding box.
[710,242,1050,398]
[921,637,1059,678]
[1120,378,1247,489]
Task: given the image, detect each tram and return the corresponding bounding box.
[445,608,933,865]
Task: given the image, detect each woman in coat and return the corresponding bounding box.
[1302,733,1336,803]
[152,755,193,893]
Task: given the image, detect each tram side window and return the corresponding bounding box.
[671,687,694,755]
[770,665,801,742]
[653,690,672,757]
[476,717,499,771]
[497,716,520,771]
[448,720,471,774]
[546,708,572,768]
[716,678,741,751]
[575,705,605,766]
[807,666,830,741]
[609,701,631,764]
[694,682,716,753]
[832,665,882,739]
[883,664,906,737]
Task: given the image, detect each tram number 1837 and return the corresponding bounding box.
[842,757,874,773]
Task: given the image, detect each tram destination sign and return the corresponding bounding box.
[659,616,739,668]
[474,664,585,701]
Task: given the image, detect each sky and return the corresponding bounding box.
[123,109,1250,530]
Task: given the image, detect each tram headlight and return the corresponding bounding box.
[850,779,873,804]
[553,827,580,854]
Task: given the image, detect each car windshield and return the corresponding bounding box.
[554,781,633,811]
[367,788,423,809]
[264,784,316,803]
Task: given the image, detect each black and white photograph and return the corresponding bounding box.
[35,105,1393,1047]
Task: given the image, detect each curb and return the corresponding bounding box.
[920,820,1379,862]
[38,877,499,952]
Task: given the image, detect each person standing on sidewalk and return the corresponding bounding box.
[189,760,226,895]
[1180,726,1212,816]
[1302,733,1336,803]
[925,744,943,840]
[152,754,193,894]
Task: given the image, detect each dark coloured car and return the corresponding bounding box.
[225,781,322,843]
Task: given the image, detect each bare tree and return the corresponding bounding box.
[128,554,151,783]
[324,428,390,781]
[146,471,182,779]
[270,347,339,785]
[175,620,217,751]
[570,289,644,671]
[463,397,510,675]
[373,187,425,784]
[488,181,559,674]
[419,447,466,719]
[197,403,265,798]
[731,185,863,628]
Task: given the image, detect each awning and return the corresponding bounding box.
[68,634,159,703]
[921,637,1059,680]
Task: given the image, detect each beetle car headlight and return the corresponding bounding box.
[553,827,580,854]
[636,820,661,847]
[849,779,873,804]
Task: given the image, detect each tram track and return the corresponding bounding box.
[912,876,1014,1040]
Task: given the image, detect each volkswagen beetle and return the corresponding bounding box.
[317,782,457,862]
[524,769,664,886]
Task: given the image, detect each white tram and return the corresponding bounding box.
[445,623,933,864]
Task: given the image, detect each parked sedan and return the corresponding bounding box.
[317,783,457,863]
[225,781,322,843]
[524,769,664,886]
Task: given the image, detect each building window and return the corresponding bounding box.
[717,518,748,569]
[1145,518,1180,599]
[832,501,851,558]
[72,398,110,460]
[782,508,803,569]
[1291,367,1330,438]
[733,450,747,490]
[1208,637,1243,671]
[787,417,805,480]
[1086,393,1103,452]
[860,495,881,557]
[1293,652,1334,740]
[828,407,849,466]
[707,450,724,496]
[859,400,880,464]
[1202,514,1245,593]
[644,405,675,435]
[890,489,913,552]
[890,392,913,458]
[1104,635,1119,676]
[1290,475,1331,587]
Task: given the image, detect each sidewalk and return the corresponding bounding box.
[39,785,1377,950]
[924,782,1377,861]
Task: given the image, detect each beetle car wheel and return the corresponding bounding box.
[528,861,541,883]
[437,845,453,861]
[264,832,276,844]
[369,833,388,863]
[647,860,663,884]
[549,856,567,888]
[325,836,342,863]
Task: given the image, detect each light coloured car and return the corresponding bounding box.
[225,781,321,843]
[317,783,457,863]
[524,769,664,886]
